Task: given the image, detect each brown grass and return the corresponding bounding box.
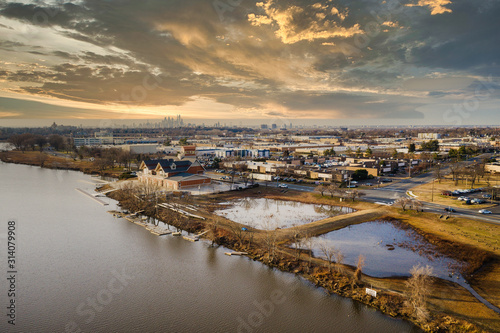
[412,176,499,209]
[111,182,500,332]
[0,150,123,177]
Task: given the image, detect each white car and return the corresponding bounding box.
[479,209,492,214]
[278,184,288,188]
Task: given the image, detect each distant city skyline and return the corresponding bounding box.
[1,117,499,129]
[0,1,499,125]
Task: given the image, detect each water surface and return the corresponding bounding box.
[0,162,419,332]
[309,221,464,281]
[215,198,354,229]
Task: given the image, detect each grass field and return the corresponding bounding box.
[412,175,499,210]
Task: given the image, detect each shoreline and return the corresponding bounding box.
[0,150,123,178]
[2,154,499,331]
[106,184,500,333]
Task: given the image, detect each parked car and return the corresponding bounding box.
[365,183,373,186]
[483,194,492,199]
[479,209,492,214]
[347,184,357,188]
[471,198,486,204]
[444,207,456,212]
[457,196,469,201]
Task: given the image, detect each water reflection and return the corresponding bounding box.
[215,198,354,229]
[309,221,465,282]
[0,162,420,333]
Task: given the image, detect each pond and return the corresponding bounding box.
[214,198,355,229]
[309,220,465,282]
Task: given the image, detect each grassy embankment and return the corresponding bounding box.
[0,150,125,177]
[411,174,500,209]
[107,183,499,332]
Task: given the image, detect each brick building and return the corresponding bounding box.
[138,153,211,190]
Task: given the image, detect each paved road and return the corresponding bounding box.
[207,156,500,225]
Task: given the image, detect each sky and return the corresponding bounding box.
[0,0,499,126]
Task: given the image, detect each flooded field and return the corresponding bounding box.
[309,220,465,283]
[215,198,354,229]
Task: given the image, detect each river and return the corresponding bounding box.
[0,162,420,332]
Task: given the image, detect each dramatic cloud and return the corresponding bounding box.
[406,0,453,15]
[0,0,498,124]
[248,0,362,44]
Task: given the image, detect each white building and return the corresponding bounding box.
[74,137,102,147]
[418,133,441,140]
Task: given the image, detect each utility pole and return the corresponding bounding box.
[431,178,435,202]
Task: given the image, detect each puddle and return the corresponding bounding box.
[214,198,354,229]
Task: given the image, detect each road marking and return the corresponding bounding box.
[375,201,393,206]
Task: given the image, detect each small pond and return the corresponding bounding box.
[215,198,354,229]
[309,220,465,283]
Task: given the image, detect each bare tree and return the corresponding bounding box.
[261,219,279,263]
[206,217,220,247]
[434,165,443,184]
[335,187,348,201]
[227,222,249,248]
[395,197,412,211]
[8,133,35,152]
[315,185,327,196]
[318,239,336,273]
[303,233,314,269]
[412,200,423,212]
[33,135,47,152]
[449,161,463,186]
[346,189,361,202]
[326,184,338,198]
[405,264,433,323]
[353,254,365,285]
[117,150,133,170]
[37,152,48,167]
[138,181,161,198]
[48,134,66,151]
[292,231,305,261]
[334,249,345,274]
[93,157,113,174]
